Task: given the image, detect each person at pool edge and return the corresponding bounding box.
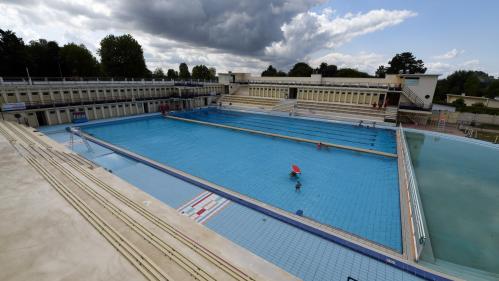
[295,181,302,192]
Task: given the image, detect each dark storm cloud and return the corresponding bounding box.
[113,0,322,56]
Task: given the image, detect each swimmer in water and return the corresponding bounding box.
[295,181,302,192]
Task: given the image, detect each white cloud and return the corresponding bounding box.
[0,1,417,75]
[427,59,482,77]
[264,9,417,65]
[433,48,464,60]
[309,52,386,74]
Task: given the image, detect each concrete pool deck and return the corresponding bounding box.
[0,121,299,281]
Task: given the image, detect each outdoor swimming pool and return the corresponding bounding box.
[406,131,499,278]
[174,108,397,154]
[82,109,402,251]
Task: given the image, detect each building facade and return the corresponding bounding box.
[0,78,223,127]
[219,73,439,111]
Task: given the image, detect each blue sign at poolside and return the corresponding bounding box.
[1,102,26,111]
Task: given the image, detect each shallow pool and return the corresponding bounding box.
[83,111,402,251]
[406,132,499,276]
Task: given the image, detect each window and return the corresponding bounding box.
[20,93,27,96]
[425,95,430,99]
[405,77,419,86]
[59,110,65,113]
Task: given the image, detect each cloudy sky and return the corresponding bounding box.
[1,0,498,77]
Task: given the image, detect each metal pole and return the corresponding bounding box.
[26,67,32,85]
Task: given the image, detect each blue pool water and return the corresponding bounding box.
[406,132,499,277]
[82,110,402,251]
[174,108,397,154]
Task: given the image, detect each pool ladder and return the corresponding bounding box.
[69,127,93,152]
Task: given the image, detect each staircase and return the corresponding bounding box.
[401,86,425,109]
[384,106,398,123]
[272,99,297,113]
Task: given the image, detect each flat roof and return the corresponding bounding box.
[398,73,441,77]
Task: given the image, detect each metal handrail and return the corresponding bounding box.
[0,77,220,86]
[248,80,402,90]
[402,86,424,108]
[399,124,427,260]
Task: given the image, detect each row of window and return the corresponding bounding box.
[47,103,140,114]
[3,86,221,98]
[249,87,287,92]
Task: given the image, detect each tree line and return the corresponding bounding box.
[263,52,498,101]
[0,29,216,80]
[262,52,427,78]
[434,70,499,102]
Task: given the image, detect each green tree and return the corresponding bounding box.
[0,29,28,77]
[178,62,190,79]
[152,67,165,78]
[59,43,100,77]
[375,65,387,78]
[336,68,371,78]
[276,70,287,77]
[262,65,277,76]
[486,80,499,98]
[192,65,214,80]
[463,74,481,96]
[288,62,313,77]
[386,52,426,74]
[451,98,466,109]
[208,67,216,80]
[434,70,495,102]
[316,62,337,77]
[26,39,62,77]
[262,65,286,77]
[98,34,149,77]
[166,68,178,80]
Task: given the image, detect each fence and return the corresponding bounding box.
[399,124,428,260]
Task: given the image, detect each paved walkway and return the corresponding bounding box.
[0,121,297,281]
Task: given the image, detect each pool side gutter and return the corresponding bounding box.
[72,128,455,281]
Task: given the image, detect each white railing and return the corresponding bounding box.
[401,86,424,108]
[399,124,427,260]
[0,77,220,86]
[249,80,401,89]
[271,99,297,112]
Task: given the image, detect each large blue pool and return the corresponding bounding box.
[82,109,402,251]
